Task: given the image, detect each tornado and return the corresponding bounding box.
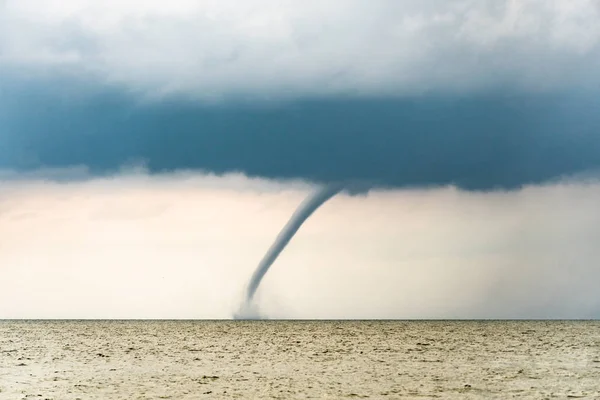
[237,184,344,318]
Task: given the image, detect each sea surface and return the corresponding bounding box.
[1,320,599,399]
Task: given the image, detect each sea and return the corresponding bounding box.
[1,320,599,399]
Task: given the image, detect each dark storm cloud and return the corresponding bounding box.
[1,1,599,190]
[2,80,599,190]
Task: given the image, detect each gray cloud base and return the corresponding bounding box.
[1,81,599,190]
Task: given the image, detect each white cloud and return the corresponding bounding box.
[1,169,600,318]
[1,0,599,99]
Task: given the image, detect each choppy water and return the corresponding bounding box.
[1,320,599,399]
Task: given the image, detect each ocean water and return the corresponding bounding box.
[1,320,599,399]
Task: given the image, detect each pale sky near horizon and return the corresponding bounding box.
[2,170,600,319]
[2,0,600,318]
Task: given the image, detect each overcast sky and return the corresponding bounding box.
[2,0,600,97]
[1,0,600,318]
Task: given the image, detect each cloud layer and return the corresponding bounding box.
[2,1,599,190]
[2,170,600,319]
[2,92,600,190]
[2,0,600,98]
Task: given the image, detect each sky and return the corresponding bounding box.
[1,0,600,318]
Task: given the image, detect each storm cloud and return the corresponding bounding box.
[1,88,599,190]
[1,0,600,98]
[2,1,600,189]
